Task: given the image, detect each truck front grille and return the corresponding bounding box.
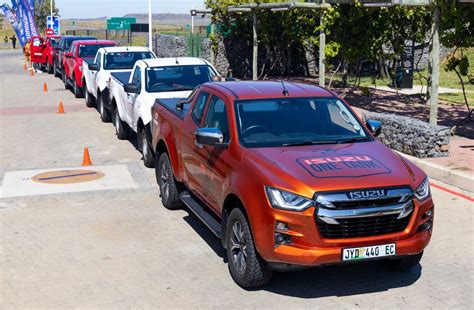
[314,187,414,239]
[316,214,411,239]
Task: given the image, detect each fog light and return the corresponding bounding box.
[274,232,292,247]
[418,218,433,232]
[275,221,288,232]
[423,209,433,219]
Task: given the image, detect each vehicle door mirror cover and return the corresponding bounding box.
[124,83,140,94]
[88,63,99,71]
[367,119,382,137]
[196,128,224,146]
[65,52,73,58]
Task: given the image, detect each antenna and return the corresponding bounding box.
[281,80,289,96]
[175,57,179,64]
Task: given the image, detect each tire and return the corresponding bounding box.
[113,107,129,140]
[384,251,423,271]
[226,208,272,288]
[156,153,182,210]
[99,92,111,122]
[140,128,155,168]
[84,85,95,107]
[73,78,83,98]
[54,65,60,78]
[62,70,69,90]
[47,61,53,74]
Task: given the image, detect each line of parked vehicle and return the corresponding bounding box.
[30,34,435,288]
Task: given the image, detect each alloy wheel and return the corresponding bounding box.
[230,221,248,275]
[160,160,170,200]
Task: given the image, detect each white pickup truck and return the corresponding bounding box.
[82,46,156,122]
[109,57,220,167]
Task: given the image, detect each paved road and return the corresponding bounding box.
[1,50,473,308]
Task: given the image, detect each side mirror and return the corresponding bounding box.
[176,99,188,110]
[88,63,99,71]
[195,128,225,147]
[367,119,382,137]
[65,52,73,58]
[124,83,139,94]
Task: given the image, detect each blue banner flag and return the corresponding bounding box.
[17,0,40,40]
[0,3,27,47]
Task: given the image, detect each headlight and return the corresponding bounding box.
[414,178,430,201]
[265,187,313,211]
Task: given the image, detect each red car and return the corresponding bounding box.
[151,81,434,287]
[29,35,61,73]
[63,40,116,98]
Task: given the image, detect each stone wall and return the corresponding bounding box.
[363,111,450,158]
[152,34,230,76]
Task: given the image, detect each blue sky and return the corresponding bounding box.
[55,0,206,18]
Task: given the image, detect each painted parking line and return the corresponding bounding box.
[430,182,474,202]
[0,165,138,198]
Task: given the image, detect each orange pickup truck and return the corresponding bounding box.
[150,81,434,288]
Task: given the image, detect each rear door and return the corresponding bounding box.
[199,94,233,212]
[126,66,142,129]
[181,90,211,199]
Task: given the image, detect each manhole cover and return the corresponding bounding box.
[32,170,105,184]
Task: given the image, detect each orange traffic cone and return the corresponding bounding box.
[43,82,48,92]
[30,69,35,76]
[82,148,92,166]
[24,64,27,71]
[57,101,65,114]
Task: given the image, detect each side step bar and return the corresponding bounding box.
[180,191,222,238]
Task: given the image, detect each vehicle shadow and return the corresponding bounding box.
[263,262,421,298]
[182,209,422,297]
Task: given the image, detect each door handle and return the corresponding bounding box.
[194,140,203,149]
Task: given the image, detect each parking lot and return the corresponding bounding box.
[1,49,473,308]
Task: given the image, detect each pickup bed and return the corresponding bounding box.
[82,46,155,120]
[151,80,434,288]
[108,57,219,168]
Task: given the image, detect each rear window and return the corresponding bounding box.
[78,44,115,58]
[104,52,154,70]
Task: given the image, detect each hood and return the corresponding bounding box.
[243,140,425,198]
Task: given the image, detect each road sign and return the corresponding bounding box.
[130,23,149,32]
[47,16,60,35]
[107,17,136,30]
[45,28,54,36]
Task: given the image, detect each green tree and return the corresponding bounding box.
[438,0,474,132]
[34,0,59,33]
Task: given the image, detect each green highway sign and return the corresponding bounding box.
[107,17,137,30]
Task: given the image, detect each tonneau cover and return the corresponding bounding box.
[110,72,131,86]
[156,98,189,120]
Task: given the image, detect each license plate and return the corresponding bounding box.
[342,243,396,261]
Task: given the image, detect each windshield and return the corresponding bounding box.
[49,37,59,47]
[64,37,96,49]
[145,65,216,92]
[104,52,154,70]
[235,97,370,148]
[78,44,114,58]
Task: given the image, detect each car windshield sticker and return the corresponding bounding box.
[297,154,391,178]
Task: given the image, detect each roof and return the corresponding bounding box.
[204,81,335,100]
[102,46,152,53]
[71,40,116,46]
[140,57,209,67]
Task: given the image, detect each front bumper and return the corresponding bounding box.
[253,196,434,267]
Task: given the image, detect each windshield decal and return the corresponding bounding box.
[297,154,391,178]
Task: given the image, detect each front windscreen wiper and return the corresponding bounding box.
[282,140,338,147]
[338,136,370,144]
